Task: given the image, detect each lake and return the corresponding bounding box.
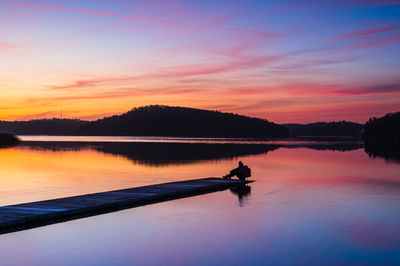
[0,136,399,265]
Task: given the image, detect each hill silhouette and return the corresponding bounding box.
[76,105,289,138]
[363,111,400,162]
[283,121,363,137]
[363,112,400,142]
[1,106,368,138]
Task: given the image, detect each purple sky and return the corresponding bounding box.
[0,0,399,123]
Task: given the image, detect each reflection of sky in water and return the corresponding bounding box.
[0,141,399,265]
[19,135,364,146]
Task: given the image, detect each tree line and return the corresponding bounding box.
[0,106,289,138]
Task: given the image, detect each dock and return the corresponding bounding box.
[0,178,253,235]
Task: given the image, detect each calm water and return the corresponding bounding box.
[0,137,399,265]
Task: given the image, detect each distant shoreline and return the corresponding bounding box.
[16,135,363,143]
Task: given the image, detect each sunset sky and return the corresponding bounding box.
[0,0,399,123]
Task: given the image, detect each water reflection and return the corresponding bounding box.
[364,140,400,163]
[0,138,398,207]
[286,142,364,152]
[15,136,400,165]
[0,142,19,149]
[0,141,280,206]
[17,140,369,166]
[20,142,280,166]
[230,185,252,207]
[1,143,400,265]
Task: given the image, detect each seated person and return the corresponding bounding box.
[223,161,251,181]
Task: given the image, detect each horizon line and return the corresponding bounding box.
[0,105,371,124]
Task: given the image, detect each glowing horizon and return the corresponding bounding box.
[0,0,399,123]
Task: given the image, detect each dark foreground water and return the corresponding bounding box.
[0,137,399,265]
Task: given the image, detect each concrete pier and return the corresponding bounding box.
[0,178,253,235]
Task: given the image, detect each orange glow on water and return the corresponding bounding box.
[1,141,399,207]
[0,145,235,206]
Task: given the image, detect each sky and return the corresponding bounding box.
[0,0,399,123]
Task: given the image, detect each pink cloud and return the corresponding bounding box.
[210,26,284,38]
[338,25,400,39]
[26,87,207,106]
[330,82,400,95]
[348,33,400,50]
[51,54,284,90]
[0,42,17,52]
[227,82,400,98]
[282,82,400,97]
[229,87,275,95]
[325,31,400,54]
[271,57,356,72]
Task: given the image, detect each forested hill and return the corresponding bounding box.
[364,112,400,142]
[76,105,289,138]
[283,121,364,137]
[363,112,400,162]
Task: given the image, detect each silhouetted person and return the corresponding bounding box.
[223,161,251,181]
